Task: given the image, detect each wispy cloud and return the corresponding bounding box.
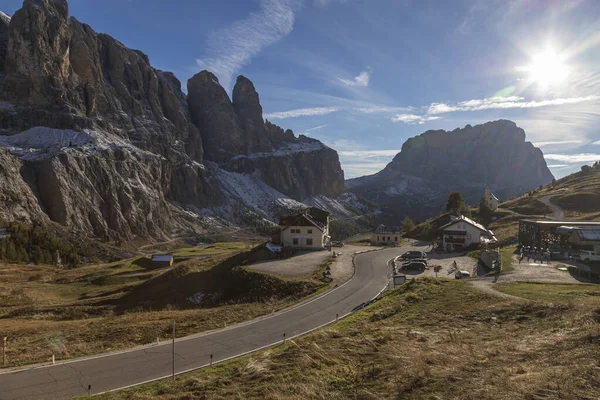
[427,95,600,114]
[264,107,339,120]
[338,70,371,88]
[544,153,600,163]
[357,106,413,114]
[593,141,600,145]
[303,124,328,132]
[196,0,298,90]
[534,140,584,147]
[391,114,441,125]
[338,149,400,158]
[548,164,569,168]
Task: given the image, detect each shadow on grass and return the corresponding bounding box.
[109,250,323,314]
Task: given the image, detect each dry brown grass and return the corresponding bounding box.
[0,242,326,367]
[89,278,600,400]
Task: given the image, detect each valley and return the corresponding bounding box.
[0,1,599,400]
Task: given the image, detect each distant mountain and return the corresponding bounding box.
[0,0,351,240]
[347,120,554,223]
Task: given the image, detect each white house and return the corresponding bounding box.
[370,224,401,245]
[439,215,497,252]
[484,184,499,211]
[279,207,330,250]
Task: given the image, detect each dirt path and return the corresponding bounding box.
[539,195,565,220]
[468,280,525,301]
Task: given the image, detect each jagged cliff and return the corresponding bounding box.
[187,72,344,199]
[0,0,345,240]
[347,120,554,222]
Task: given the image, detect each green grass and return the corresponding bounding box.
[496,282,600,306]
[171,242,251,257]
[500,245,516,273]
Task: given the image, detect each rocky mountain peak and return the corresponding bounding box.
[187,70,244,163]
[3,0,78,108]
[232,75,261,116]
[348,120,554,222]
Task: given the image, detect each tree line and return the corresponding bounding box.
[0,223,85,268]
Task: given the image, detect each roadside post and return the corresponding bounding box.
[210,354,213,366]
[172,321,176,380]
[2,337,6,366]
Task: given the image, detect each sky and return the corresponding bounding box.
[3,0,600,179]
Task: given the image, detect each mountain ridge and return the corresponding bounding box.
[347,120,554,223]
[0,0,347,241]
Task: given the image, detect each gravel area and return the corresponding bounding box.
[248,250,332,277]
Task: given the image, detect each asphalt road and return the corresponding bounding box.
[0,247,405,400]
[538,195,565,220]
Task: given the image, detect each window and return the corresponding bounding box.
[290,228,300,234]
[308,229,312,234]
[293,238,298,245]
[388,237,390,241]
[377,236,380,241]
[395,236,398,242]
[307,238,313,246]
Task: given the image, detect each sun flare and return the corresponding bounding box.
[524,48,569,87]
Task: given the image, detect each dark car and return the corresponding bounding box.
[400,250,427,260]
[331,241,345,247]
[401,261,427,272]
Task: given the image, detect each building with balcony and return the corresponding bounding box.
[439,215,497,251]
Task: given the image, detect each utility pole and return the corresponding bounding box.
[172,321,175,380]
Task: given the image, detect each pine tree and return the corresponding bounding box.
[6,241,18,263]
[479,197,493,226]
[446,192,466,215]
[401,216,416,232]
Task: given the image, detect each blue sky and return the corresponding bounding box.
[3,0,600,179]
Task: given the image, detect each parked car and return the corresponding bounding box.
[454,270,471,279]
[401,260,427,272]
[576,250,600,263]
[400,250,427,260]
[331,241,344,247]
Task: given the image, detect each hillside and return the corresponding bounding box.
[0,242,330,366]
[347,120,554,224]
[406,163,600,245]
[502,162,600,221]
[91,278,600,400]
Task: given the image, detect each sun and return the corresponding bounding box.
[524,48,569,87]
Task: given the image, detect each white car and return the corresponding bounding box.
[577,250,600,263]
[454,270,471,279]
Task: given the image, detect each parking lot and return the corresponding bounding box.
[392,247,479,279]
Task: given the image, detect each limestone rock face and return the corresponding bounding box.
[187,71,244,163]
[20,147,173,240]
[188,71,345,199]
[0,148,48,224]
[0,11,10,72]
[0,0,346,239]
[348,120,554,222]
[232,75,270,152]
[3,0,81,108]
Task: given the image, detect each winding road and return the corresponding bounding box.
[0,247,407,400]
[538,195,565,220]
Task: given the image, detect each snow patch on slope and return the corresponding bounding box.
[0,126,159,161]
[0,11,11,24]
[201,164,305,222]
[231,141,325,161]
